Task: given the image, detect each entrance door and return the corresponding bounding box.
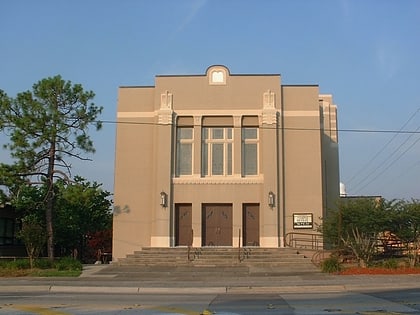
[202,204,232,246]
[243,203,260,246]
[175,204,192,246]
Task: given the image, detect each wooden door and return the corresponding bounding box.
[175,204,192,246]
[243,203,260,246]
[202,204,232,246]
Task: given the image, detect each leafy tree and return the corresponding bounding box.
[0,164,27,204]
[342,227,377,267]
[390,200,420,267]
[86,229,113,263]
[10,178,112,262]
[17,214,46,269]
[12,184,46,221]
[0,76,102,259]
[321,198,396,266]
[322,198,389,248]
[54,177,112,261]
[321,198,420,267]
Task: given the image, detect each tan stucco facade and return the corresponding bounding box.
[113,65,339,261]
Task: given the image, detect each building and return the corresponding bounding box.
[112,65,339,261]
[0,203,25,256]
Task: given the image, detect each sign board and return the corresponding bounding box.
[293,213,313,229]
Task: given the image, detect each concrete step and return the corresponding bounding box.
[94,263,320,280]
[118,247,318,275]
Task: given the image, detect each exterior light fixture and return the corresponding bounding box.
[160,191,168,208]
[268,191,275,208]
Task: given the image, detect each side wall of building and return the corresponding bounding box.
[320,95,340,218]
[113,87,156,259]
[281,86,325,236]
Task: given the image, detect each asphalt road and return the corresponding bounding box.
[0,265,419,314]
[0,289,419,314]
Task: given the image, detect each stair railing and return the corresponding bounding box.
[238,228,241,262]
[238,228,251,262]
[284,231,324,250]
[187,229,193,261]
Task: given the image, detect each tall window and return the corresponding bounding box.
[176,127,193,176]
[242,127,259,176]
[202,127,233,176]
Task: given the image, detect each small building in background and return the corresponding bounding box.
[0,203,25,257]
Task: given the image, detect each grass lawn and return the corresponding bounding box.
[0,257,82,277]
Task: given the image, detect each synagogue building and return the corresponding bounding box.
[112,65,339,261]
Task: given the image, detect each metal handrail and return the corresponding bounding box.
[187,229,194,261]
[285,231,324,250]
[311,249,334,266]
[238,228,241,262]
[238,228,252,262]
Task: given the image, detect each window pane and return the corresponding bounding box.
[243,128,257,140]
[244,143,257,175]
[201,127,234,177]
[212,143,224,175]
[212,128,224,139]
[227,143,232,175]
[202,127,209,139]
[177,128,193,140]
[227,128,232,139]
[177,143,192,175]
[201,143,208,176]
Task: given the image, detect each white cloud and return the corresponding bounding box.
[173,0,207,36]
[374,40,402,81]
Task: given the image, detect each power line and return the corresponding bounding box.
[102,113,420,195]
[355,127,420,194]
[346,108,420,187]
[99,119,420,134]
[375,151,420,195]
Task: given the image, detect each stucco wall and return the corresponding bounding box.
[112,66,339,261]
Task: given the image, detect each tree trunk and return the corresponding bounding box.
[359,259,367,268]
[46,143,56,260]
[46,185,54,260]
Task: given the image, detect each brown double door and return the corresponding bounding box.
[202,204,232,246]
[243,203,260,246]
[175,204,192,246]
[176,203,258,247]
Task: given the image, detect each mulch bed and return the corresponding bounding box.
[339,267,420,275]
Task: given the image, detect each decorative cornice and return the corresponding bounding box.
[173,177,264,185]
[263,90,275,109]
[262,89,277,125]
[159,90,174,125]
[160,90,173,110]
[262,110,277,125]
[158,112,173,125]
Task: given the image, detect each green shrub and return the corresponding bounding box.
[5,259,31,270]
[34,258,54,269]
[321,256,342,273]
[383,258,399,269]
[54,257,82,271]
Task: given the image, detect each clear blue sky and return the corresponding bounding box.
[1,0,419,200]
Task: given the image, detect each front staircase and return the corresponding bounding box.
[116,247,320,275]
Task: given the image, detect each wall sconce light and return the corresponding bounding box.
[160,191,168,208]
[268,191,275,208]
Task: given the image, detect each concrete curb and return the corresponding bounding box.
[2,283,419,294]
[0,285,344,294]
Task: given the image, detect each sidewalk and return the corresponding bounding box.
[1,264,419,294]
